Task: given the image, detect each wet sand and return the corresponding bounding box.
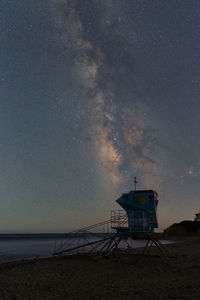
[0,237,200,299]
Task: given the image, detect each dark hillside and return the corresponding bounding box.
[163,220,200,237]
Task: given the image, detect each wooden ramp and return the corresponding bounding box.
[53,215,128,256]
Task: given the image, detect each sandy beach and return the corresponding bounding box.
[0,237,199,299]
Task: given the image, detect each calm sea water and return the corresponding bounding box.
[0,234,173,263]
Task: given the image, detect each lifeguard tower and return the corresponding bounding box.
[194,212,200,222]
[112,190,158,234]
[53,179,174,260]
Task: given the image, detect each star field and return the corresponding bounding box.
[0,0,200,232]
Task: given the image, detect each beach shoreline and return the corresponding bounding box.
[0,237,199,299]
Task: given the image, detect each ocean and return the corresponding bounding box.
[0,234,173,263]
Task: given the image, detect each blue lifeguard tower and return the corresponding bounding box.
[114,189,158,234]
[194,212,200,222]
[53,179,176,259]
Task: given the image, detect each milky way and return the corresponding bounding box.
[52,0,161,193]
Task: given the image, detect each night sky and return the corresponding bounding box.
[1,0,200,233]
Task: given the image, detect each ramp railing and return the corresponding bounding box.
[53,214,128,256]
[111,210,128,229]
